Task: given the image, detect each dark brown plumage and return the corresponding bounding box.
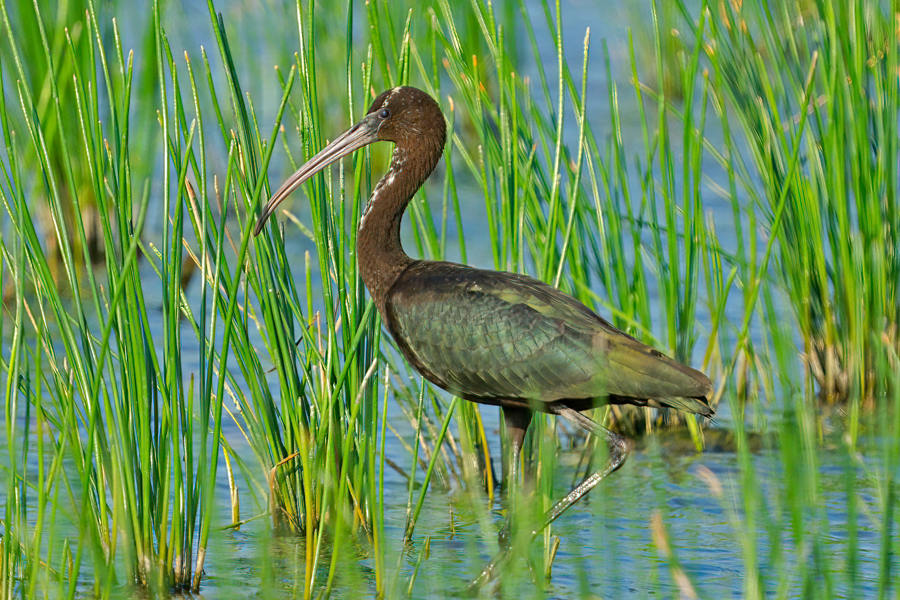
[255,87,713,561]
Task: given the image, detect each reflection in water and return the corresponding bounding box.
[197,432,888,598]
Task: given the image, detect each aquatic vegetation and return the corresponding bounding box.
[0,0,897,597]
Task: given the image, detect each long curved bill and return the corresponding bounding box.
[254,115,380,236]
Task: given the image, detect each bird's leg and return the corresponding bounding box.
[539,405,629,529]
[470,405,628,591]
[469,407,531,591]
[499,406,532,546]
[501,406,532,489]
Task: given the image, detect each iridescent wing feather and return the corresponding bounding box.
[385,261,711,413]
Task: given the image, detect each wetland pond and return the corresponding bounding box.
[3,0,898,598]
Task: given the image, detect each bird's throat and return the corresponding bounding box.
[356,146,422,315]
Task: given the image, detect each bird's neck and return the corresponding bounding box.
[357,143,438,314]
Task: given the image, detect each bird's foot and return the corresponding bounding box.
[466,545,511,594]
[497,523,510,547]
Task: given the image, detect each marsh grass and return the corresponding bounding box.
[695,0,900,407]
[0,0,899,597]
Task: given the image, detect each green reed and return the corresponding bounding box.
[0,0,735,594]
[697,0,900,408]
[1,0,899,597]
[0,0,265,592]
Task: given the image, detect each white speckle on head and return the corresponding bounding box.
[377,87,401,112]
[359,202,372,230]
[360,179,387,230]
[358,146,409,232]
[360,191,376,230]
[390,147,405,168]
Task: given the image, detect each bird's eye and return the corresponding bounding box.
[379,108,390,119]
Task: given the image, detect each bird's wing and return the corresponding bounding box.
[384,261,710,406]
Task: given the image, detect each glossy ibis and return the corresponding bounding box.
[254,85,713,548]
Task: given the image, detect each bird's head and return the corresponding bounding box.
[254,86,445,236]
[365,86,446,148]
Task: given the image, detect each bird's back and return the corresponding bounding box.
[383,261,713,416]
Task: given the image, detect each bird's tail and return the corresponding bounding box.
[602,335,714,417]
[649,395,715,417]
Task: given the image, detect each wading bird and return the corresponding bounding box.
[254,86,713,563]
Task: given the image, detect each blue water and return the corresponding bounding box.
[194,432,892,598]
[2,0,892,597]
